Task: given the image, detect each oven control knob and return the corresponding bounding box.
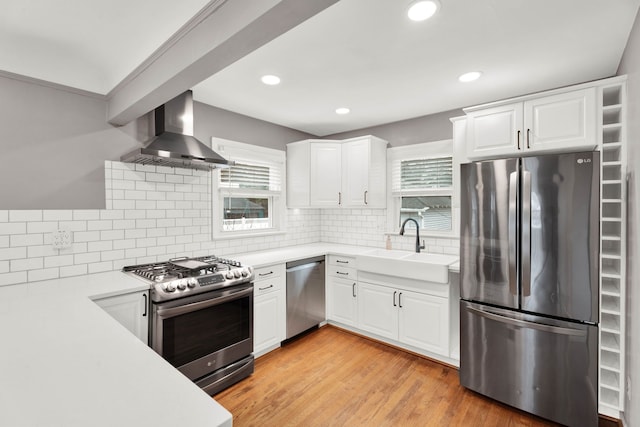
[177,280,187,291]
[226,272,234,280]
[165,283,176,292]
[233,270,241,279]
[187,278,198,288]
[241,269,248,277]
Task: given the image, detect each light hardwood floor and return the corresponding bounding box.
[214,325,574,427]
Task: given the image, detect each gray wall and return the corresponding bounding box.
[617,7,640,426]
[0,74,315,209]
[325,108,463,147]
[0,73,141,209]
[194,102,315,150]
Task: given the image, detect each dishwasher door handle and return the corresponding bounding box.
[285,261,324,273]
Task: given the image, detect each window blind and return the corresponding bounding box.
[392,156,453,193]
[219,160,282,192]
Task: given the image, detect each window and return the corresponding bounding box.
[388,140,454,235]
[212,138,285,238]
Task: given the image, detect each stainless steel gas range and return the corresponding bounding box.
[123,255,255,395]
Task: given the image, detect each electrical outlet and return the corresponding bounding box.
[52,229,72,249]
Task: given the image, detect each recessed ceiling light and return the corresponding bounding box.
[261,75,281,85]
[407,0,440,21]
[335,107,350,115]
[458,71,482,82]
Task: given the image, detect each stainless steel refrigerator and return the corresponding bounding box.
[459,151,599,427]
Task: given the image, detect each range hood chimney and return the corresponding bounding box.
[121,91,232,171]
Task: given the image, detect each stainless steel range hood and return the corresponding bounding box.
[121,91,232,171]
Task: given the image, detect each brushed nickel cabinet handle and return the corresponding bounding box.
[364,190,368,205]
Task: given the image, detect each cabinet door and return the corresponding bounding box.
[341,139,369,207]
[286,141,310,207]
[95,291,149,344]
[357,282,397,340]
[466,102,523,159]
[310,142,342,206]
[254,290,283,355]
[327,277,358,327]
[398,290,449,356]
[524,88,596,153]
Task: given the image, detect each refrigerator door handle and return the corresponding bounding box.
[522,170,532,297]
[508,171,518,296]
[465,305,587,337]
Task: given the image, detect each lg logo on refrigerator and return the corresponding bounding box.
[577,158,592,164]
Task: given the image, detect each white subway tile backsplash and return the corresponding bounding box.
[28,268,59,282]
[0,223,27,235]
[75,252,101,265]
[9,210,43,222]
[44,255,74,268]
[11,258,43,272]
[100,210,124,221]
[0,247,28,260]
[1,160,458,286]
[60,264,88,278]
[74,231,101,243]
[135,164,156,173]
[88,241,113,253]
[145,173,165,183]
[88,261,113,274]
[43,210,73,221]
[87,220,113,231]
[0,271,27,286]
[100,230,125,241]
[73,210,100,221]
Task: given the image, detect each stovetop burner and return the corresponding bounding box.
[123,255,254,302]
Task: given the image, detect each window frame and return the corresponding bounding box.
[211,138,286,239]
[386,139,457,238]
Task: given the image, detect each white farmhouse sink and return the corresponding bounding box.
[362,248,410,259]
[357,250,458,284]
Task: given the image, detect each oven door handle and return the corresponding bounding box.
[156,286,253,318]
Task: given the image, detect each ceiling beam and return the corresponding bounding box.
[107,0,339,126]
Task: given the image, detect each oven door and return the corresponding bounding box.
[151,283,253,382]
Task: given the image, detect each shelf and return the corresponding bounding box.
[601,332,620,351]
[602,86,622,106]
[601,235,621,241]
[601,350,621,372]
[601,277,621,296]
[601,370,620,390]
[602,295,621,312]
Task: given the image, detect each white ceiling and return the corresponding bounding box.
[1,0,639,136]
[0,0,211,94]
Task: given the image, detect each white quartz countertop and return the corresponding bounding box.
[231,242,460,272]
[0,243,458,427]
[0,271,232,427]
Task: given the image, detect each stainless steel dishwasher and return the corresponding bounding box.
[285,256,325,339]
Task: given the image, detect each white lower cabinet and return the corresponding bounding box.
[94,290,149,345]
[253,264,286,356]
[358,281,449,357]
[326,276,358,327]
[397,290,449,356]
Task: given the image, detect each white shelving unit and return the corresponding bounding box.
[597,78,627,418]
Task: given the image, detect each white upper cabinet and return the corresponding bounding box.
[466,88,596,159]
[309,142,342,206]
[287,136,388,208]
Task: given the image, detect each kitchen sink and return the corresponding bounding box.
[362,248,411,259]
[357,250,458,284]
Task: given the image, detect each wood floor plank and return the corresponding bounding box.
[215,326,562,427]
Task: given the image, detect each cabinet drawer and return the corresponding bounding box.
[254,264,285,281]
[329,255,356,268]
[254,278,283,296]
[328,265,356,280]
